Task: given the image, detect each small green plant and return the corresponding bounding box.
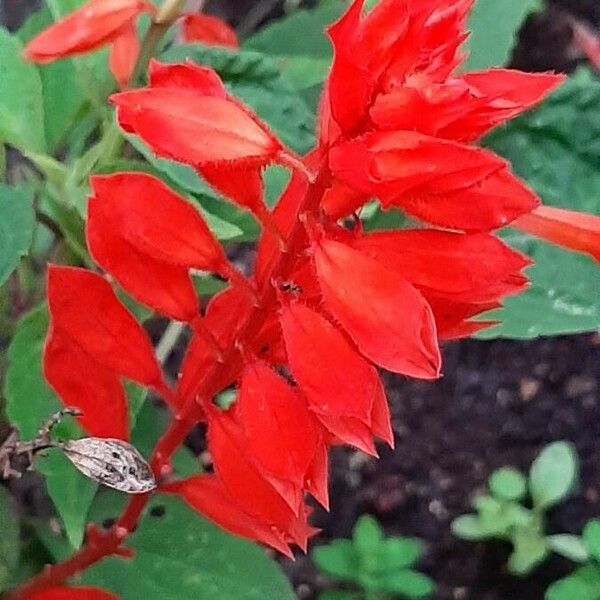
[311,515,435,600]
[452,441,584,575]
[546,519,600,600]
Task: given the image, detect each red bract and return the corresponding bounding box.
[164,475,315,557]
[181,13,239,48]
[350,230,531,304]
[23,0,151,85]
[236,361,325,502]
[87,172,230,321]
[30,587,119,600]
[311,236,441,379]
[329,130,539,230]
[280,301,393,456]
[43,266,167,438]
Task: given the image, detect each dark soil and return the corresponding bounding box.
[1,1,599,600]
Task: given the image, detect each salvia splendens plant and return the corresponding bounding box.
[4,0,600,598]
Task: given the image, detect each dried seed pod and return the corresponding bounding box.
[63,438,156,494]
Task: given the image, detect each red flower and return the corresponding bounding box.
[23,0,152,86]
[181,13,239,49]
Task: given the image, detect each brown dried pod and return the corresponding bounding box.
[63,438,156,494]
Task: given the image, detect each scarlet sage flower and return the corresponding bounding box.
[29,588,119,600]
[23,0,153,87]
[111,61,301,228]
[181,13,239,48]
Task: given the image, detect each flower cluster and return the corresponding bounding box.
[35,0,598,563]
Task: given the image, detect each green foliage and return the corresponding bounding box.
[0,27,45,152]
[461,0,541,71]
[313,515,434,599]
[80,495,296,600]
[0,184,35,286]
[452,442,581,575]
[546,520,600,600]
[0,487,20,591]
[480,69,600,339]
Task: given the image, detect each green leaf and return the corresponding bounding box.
[583,520,600,562]
[489,467,527,501]
[509,530,549,575]
[160,45,315,154]
[0,27,45,151]
[480,69,600,339]
[377,569,436,598]
[352,515,384,555]
[81,495,296,599]
[548,535,589,563]
[529,442,578,509]
[39,451,98,549]
[462,0,540,71]
[0,487,20,591]
[312,540,358,582]
[451,515,487,541]
[244,1,342,91]
[0,184,35,286]
[375,537,423,571]
[546,565,600,600]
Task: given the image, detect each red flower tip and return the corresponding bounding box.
[110,62,286,171]
[181,13,239,49]
[29,587,120,600]
[23,0,150,64]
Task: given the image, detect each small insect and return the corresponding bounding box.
[62,437,156,494]
[0,408,156,494]
[278,281,303,294]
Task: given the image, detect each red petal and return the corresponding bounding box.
[352,230,531,303]
[87,183,200,322]
[23,0,148,62]
[181,13,239,49]
[439,69,565,141]
[30,588,119,600]
[321,181,370,220]
[47,265,162,387]
[89,173,226,271]
[164,475,295,557]
[304,442,329,509]
[44,327,129,440]
[513,205,600,262]
[208,409,302,525]
[109,20,139,88]
[177,286,251,401]
[237,361,320,486]
[426,298,500,340]
[312,238,441,379]
[148,59,226,97]
[330,130,506,200]
[398,167,540,231]
[111,87,284,169]
[201,165,267,218]
[325,0,371,134]
[279,302,387,454]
